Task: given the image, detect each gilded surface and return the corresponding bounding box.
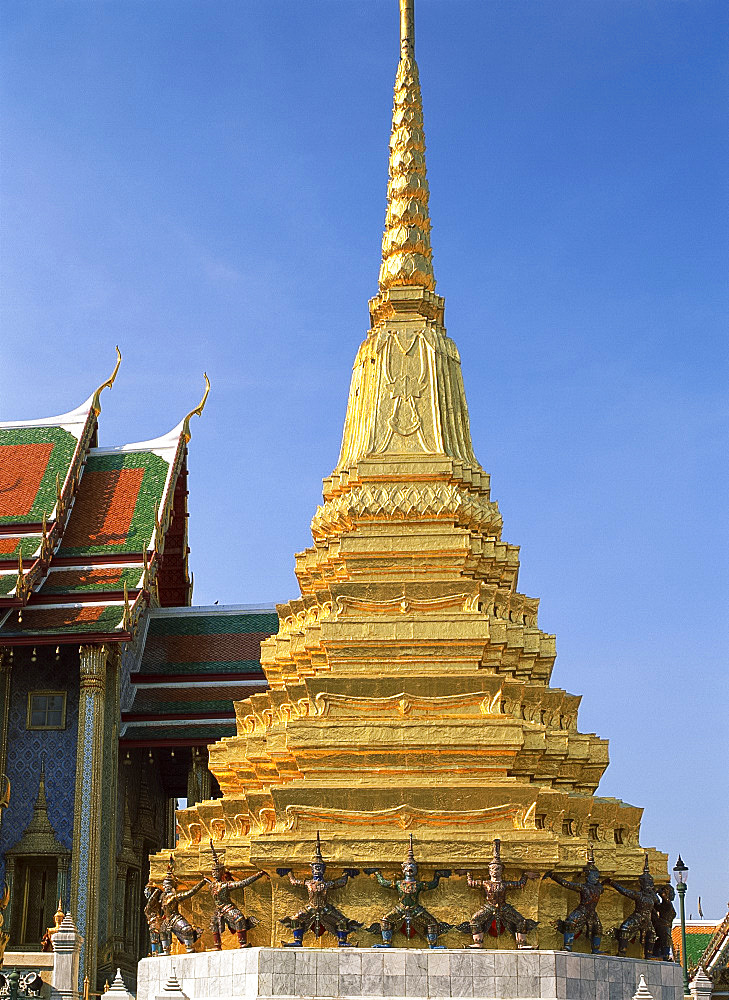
[150,0,668,956]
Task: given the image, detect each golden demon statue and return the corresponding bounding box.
[206,839,268,949]
[458,839,539,949]
[365,834,452,949]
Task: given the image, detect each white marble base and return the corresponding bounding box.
[137,948,684,1000]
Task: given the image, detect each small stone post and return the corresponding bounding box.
[154,972,188,1000]
[100,969,134,1000]
[690,967,714,1000]
[52,912,83,1000]
[632,976,654,1000]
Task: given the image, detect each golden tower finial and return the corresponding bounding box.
[400,0,414,57]
[379,0,435,292]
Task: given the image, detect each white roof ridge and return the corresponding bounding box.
[0,392,95,430]
[147,603,278,617]
[90,417,186,457]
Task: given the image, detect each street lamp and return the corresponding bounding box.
[673,855,689,995]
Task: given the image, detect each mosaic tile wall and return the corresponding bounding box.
[0,649,79,900]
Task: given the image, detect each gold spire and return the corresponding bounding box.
[400,0,414,57]
[379,0,435,292]
[334,0,480,471]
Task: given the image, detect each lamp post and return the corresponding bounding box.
[673,855,689,995]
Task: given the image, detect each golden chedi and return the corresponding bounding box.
[154,0,668,953]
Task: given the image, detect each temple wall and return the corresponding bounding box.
[0,650,79,869]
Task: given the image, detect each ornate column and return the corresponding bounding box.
[71,644,107,990]
[99,645,120,980]
[0,648,13,784]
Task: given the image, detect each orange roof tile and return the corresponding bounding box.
[0,442,55,519]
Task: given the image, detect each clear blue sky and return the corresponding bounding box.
[2,1,727,916]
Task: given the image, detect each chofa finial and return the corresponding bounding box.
[91,346,122,415]
[182,373,210,443]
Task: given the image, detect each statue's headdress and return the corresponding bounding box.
[406,833,416,865]
[163,855,177,887]
[489,838,505,876]
[210,838,226,877]
[584,843,599,875]
[309,830,326,875]
[639,854,654,886]
[401,833,417,873]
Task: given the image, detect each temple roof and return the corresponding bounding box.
[673,924,719,970]
[0,398,98,528]
[120,604,277,747]
[673,915,729,975]
[0,355,209,643]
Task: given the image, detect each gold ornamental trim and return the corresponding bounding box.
[284,801,524,832]
[313,689,501,718]
[311,482,502,540]
[335,592,477,616]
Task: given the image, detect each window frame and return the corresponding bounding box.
[9,856,59,949]
[26,691,67,731]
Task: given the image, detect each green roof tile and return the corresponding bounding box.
[1,603,125,637]
[58,451,169,557]
[128,697,238,714]
[0,537,42,562]
[41,565,144,594]
[687,932,714,968]
[146,612,279,637]
[0,426,78,525]
[121,722,236,742]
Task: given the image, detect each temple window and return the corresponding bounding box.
[562,818,575,836]
[26,692,66,730]
[535,814,546,829]
[589,823,599,840]
[8,857,58,949]
[614,827,625,845]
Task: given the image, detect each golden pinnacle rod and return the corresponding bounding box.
[400,0,415,57]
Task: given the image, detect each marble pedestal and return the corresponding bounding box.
[137,948,684,1000]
